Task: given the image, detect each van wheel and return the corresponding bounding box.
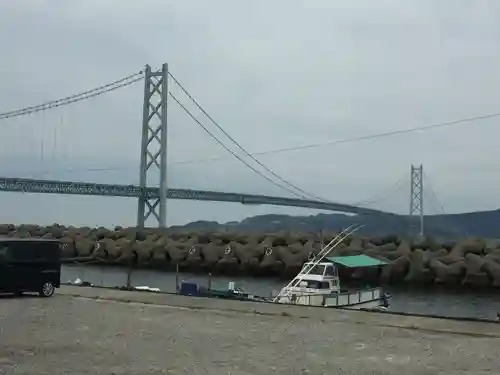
[39,282,55,297]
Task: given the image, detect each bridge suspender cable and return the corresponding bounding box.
[0,65,331,204]
[351,176,407,207]
[0,71,144,120]
[422,171,464,238]
[168,73,331,203]
[168,93,318,201]
[2,63,500,210]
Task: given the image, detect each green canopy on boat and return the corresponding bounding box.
[326,254,387,268]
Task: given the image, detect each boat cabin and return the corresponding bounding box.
[296,261,340,292]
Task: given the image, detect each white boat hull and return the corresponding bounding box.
[276,287,389,310]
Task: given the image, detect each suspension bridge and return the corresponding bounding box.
[0,62,484,236]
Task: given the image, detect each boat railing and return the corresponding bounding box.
[325,287,383,307]
[339,286,381,295]
[275,286,384,306]
[278,287,327,297]
[278,286,381,297]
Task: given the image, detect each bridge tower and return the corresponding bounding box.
[137,63,169,228]
[409,164,424,237]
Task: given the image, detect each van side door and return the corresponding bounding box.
[13,241,50,292]
[0,244,16,292]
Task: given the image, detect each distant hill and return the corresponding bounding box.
[169,209,500,239]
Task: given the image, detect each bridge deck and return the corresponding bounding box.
[0,177,389,215]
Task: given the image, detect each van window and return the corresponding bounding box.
[0,245,12,260]
[2,241,60,262]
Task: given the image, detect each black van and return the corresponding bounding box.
[0,237,62,297]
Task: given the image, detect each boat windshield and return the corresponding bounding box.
[300,264,325,276]
[297,280,331,289]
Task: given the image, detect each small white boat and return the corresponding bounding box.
[273,225,391,311]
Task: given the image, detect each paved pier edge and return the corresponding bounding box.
[57,285,500,338]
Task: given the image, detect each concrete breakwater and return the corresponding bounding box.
[3,224,500,288]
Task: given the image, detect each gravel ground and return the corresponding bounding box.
[0,290,498,375]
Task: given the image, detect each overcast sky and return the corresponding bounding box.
[0,0,499,228]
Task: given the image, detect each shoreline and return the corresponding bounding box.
[58,283,500,326]
[62,261,500,294]
[57,285,500,337]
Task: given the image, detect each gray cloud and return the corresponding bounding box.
[0,0,499,227]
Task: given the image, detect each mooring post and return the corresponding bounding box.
[175,262,179,292]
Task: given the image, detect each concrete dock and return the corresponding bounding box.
[0,286,499,374]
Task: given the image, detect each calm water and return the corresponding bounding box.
[62,265,500,320]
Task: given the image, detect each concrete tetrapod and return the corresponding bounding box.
[2,224,500,288]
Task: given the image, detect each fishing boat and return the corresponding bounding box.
[272,225,391,310]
